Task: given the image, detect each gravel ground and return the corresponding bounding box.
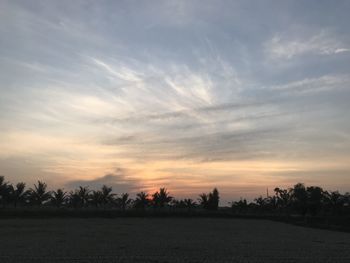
[0,218,349,262]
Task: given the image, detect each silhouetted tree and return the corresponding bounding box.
[77,186,90,207]
[118,193,132,211]
[12,182,27,207]
[208,188,219,210]
[184,198,196,210]
[198,193,209,209]
[344,192,350,209]
[291,183,308,215]
[100,185,115,206]
[68,190,80,208]
[324,191,344,215]
[254,196,265,207]
[51,189,67,208]
[171,199,186,209]
[274,187,291,211]
[231,198,248,213]
[0,176,12,207]
[171,198,196,210]
[28,181,51,206]
[134,191,150,209]
[306,186,323,215]
[199,189,220,210]
[90,190,103,207]
[152,188,173,208]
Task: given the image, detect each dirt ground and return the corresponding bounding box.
[0,218,349,262]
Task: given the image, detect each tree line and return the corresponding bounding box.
[1,175,349,216]
[232,183,350,216]
[0,176,219,211]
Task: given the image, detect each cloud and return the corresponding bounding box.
[265,31,350,59]
[91,58,144,83]
[65,168,140,194]
[94,100,272,125]
[265,74,350,94]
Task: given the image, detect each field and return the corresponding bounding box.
[0,218,349,262]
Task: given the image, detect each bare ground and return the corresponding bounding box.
[0,218,349,262]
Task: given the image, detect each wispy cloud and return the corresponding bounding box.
[265,74,350,94]
[265,31,350,59]
[91,58,144,83]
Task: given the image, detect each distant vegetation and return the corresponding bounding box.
[0,175,349,218]
[231,183,350,217]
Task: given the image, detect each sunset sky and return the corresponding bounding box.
[1,1,350,202]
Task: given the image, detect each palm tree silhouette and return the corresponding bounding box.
[171,199,185,209]
[118,193,132,211]
[29,181,51,206]
[184,198,196,210]
[51,189,67,208]
[0,176,12,208]
[12,182,27,207]
[134,191,150,209]
[198,193,209,210]
[77,186,90,207]
[100,185,115,206]
[90,190,102,208]
[68,190,80,208]
[152,188,173,208]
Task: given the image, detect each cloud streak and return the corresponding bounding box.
[265,31,350,59]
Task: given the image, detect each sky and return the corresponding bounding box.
[0,0,350,203]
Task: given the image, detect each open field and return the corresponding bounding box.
[0,218,349,263]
